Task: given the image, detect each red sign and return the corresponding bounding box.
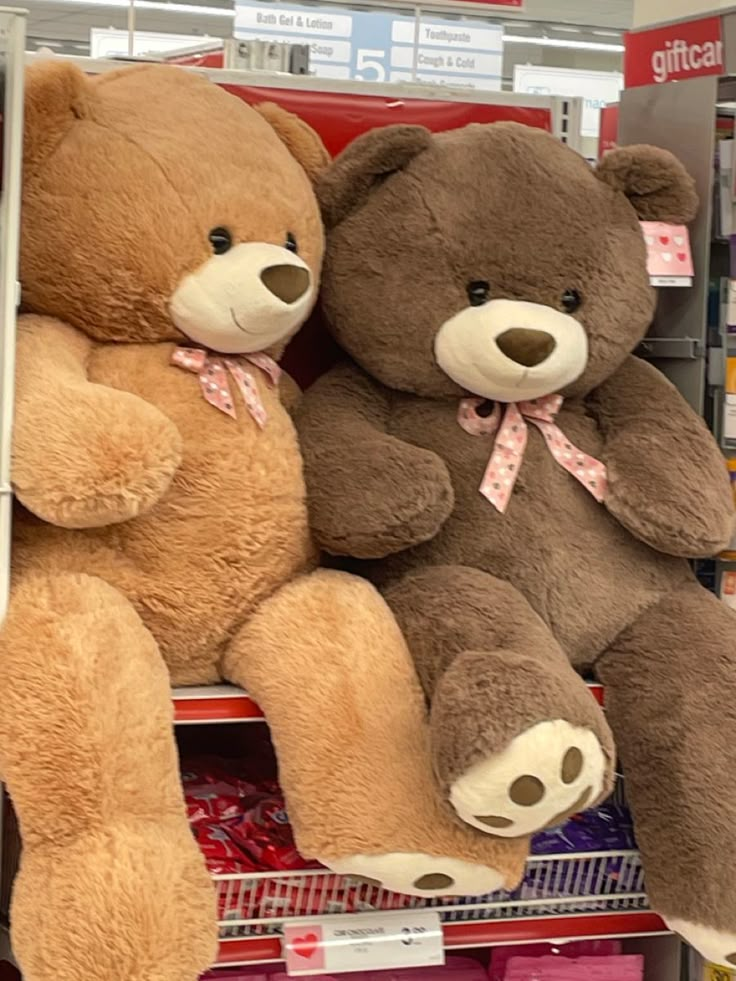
[598,103,619,159]
[624,15,724,88]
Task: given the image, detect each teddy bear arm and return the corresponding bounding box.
[588,355,734,557]
[13,315,183,529]
[297,364,454,558]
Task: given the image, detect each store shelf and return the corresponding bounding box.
[173,685,262,725]
[216,913,668,966]
[210,850,659,966]
[173,682,604,725]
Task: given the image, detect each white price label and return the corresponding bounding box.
[283,910,444,976]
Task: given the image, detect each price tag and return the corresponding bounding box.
[705,964,736,981]
[283,910,444,976]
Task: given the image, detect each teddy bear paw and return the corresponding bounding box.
[666,918,736,968]
[320,851,504,899]
[449,720,608,837]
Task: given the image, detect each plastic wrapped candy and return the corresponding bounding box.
[224,794,320,872]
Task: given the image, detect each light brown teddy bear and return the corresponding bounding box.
[298,122,736,966]
[1,63,530,981]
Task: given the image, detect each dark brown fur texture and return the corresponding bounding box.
[298,122,736,961]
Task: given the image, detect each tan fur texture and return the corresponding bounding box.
[8,66,527,980]
[298,122,736,949]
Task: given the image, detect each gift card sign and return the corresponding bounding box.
[283,910,444,976]
[640,222,694,287]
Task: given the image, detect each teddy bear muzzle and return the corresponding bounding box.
[434,298,588,403]
[169,240,315,355]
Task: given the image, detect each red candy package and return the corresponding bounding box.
[225,795,319,872]
[193,822,259,875]
[186,782,245,826]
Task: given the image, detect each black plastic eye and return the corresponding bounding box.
[561,288,582,313]
[209,227,232,255]
[285,232,298,253]
[467,280,490,307]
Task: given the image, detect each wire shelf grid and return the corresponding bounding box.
[214,850,646,940]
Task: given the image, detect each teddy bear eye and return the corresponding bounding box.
[467,281,490,307]
[285,232,298,254]
[208,227,232,255]
[561,288,582,313]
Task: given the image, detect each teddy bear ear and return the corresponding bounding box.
[595,145,698,224]
[253,102,330,184]
[23,61,90,175]
[317,124,432,229]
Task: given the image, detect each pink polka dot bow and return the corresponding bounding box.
[171,347,281,428]
[457,394,608,514]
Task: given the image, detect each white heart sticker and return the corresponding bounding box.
[645,236,654,246]
[674,235,684,246]
[662,252,673,262]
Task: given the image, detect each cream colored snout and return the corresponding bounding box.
[170,242,314,354]
[434,298,588,402]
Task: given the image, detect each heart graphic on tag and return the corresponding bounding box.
[676,252,687,262]
[674,235,684,246]
[659,236,670,245]
[645,235,654,246]
[662,252,672,262]
[293,934,320,959]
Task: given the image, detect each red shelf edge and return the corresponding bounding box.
[178,684,603,725]
[173,696,263,723]
[215,912,667,965]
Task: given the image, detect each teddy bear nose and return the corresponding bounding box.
[496,327,556,367]
[260,264,310,305]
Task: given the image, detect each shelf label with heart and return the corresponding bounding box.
[640,221,694,287]
[283,910,444,976]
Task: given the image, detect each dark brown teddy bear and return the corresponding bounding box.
[297,121,736,967]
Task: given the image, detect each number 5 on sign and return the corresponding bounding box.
[355,49,386,81]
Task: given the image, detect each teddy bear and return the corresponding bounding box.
[296,120,736,967]
[0,63,534,981]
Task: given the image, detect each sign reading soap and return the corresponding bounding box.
[234,0,503,89]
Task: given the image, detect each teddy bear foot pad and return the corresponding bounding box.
[322,851,505,899]
[449,721,608,838]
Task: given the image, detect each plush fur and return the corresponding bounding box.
[297,122,736,965]
[5,66,529,981]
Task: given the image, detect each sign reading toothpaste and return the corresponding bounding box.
[624,15,724,88]
[234,0,503,89]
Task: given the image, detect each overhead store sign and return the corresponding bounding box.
[90,27,203,58]
[447,0,523,6]
[235,1,503,89]
[624,15,724,88]
[513,65,622,139]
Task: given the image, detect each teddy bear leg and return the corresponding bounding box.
[222,568,529,898]
[596,582,736,969]
[0,573,217,981]
[383,565,615,838]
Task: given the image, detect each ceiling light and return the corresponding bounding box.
[26,0,235,16]
[504,34,624,52]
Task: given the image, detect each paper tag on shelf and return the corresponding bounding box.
[704,964,735,981]
[282,910,444,976]
[640,221,694,286]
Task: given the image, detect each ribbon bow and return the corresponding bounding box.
[171,347,281,429]
[458,394,607,513]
